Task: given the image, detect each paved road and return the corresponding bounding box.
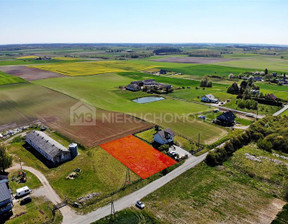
[67,152,208,224]
[273,105,288,116]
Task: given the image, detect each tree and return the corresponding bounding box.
[264,68,268,75]
[227,82,239,94]
[0,143,12,173]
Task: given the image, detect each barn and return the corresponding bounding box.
[25,131,77,165]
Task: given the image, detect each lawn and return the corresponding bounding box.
[6,197,62,224]
[140,144,288,223]
[9,170,42,193]
[0,71,25,86]
[34,73,227,144]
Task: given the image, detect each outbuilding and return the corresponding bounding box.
[26,131,78,166]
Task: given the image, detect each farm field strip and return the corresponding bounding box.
[34,73,227,144]
[100,135,177,179]
[0,83,152,147]
[32,61,158,76]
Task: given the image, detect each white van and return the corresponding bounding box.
[16,186,31,198]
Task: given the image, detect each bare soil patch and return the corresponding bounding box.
[0,66,64,81]
[153,57,236,64]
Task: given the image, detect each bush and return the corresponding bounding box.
[257,139,272,152]
[158,144,170,151]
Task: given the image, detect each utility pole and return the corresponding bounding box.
[198,133,200,150]
[19,159,22,172]
[110,200,115,220]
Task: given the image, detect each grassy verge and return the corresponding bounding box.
[93,208,162,224]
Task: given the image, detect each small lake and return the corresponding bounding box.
[132,96,165,104]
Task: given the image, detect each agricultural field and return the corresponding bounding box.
[139,144,288,224]
[32,61,158,76]
[217,55,288,73]
[0,70,25,85]
[34,73,227,144]
[0,83,151,147]
[0,66,64,81]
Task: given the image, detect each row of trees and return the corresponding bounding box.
[237,99,258,110]
[227,80,258,95]
[206,116,288,166]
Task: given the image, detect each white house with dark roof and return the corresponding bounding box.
[201,94,218,103]
[26,131,77,165]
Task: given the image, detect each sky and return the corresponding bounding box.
[0,0,287,45]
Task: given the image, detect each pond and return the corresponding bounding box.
[132,96,165,104]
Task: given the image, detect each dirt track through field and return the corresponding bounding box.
[0,66,64,81]
[153,57,236,64]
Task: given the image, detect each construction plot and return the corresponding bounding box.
[100,135,177,179]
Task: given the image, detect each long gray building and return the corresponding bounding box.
[0,179,13,215]
[26,130,77,165]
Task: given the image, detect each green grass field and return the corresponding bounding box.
[9,170,42,193]
[34,73,227,144]
[217,55,288,73]
[0,71,25,85]
[141,144,288,223]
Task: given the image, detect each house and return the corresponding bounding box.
[154,128,175,145]
[25,131,78,166]
[215,111,236,126]
[126,83,141,92]
[201,94,218,103]
[159,69,167,75]
[267,93,277,101]
[253,76,263,82]
[0,179,13,215]
[251,89,259,95]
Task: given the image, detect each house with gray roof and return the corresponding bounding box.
[154,128,175,145]
[201,94,218,103]
[26,131,77,165]
[0,179,13,215]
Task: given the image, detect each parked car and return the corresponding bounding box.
[135,201,145,209]
[20,196,32,205]
[16,186,31,198]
